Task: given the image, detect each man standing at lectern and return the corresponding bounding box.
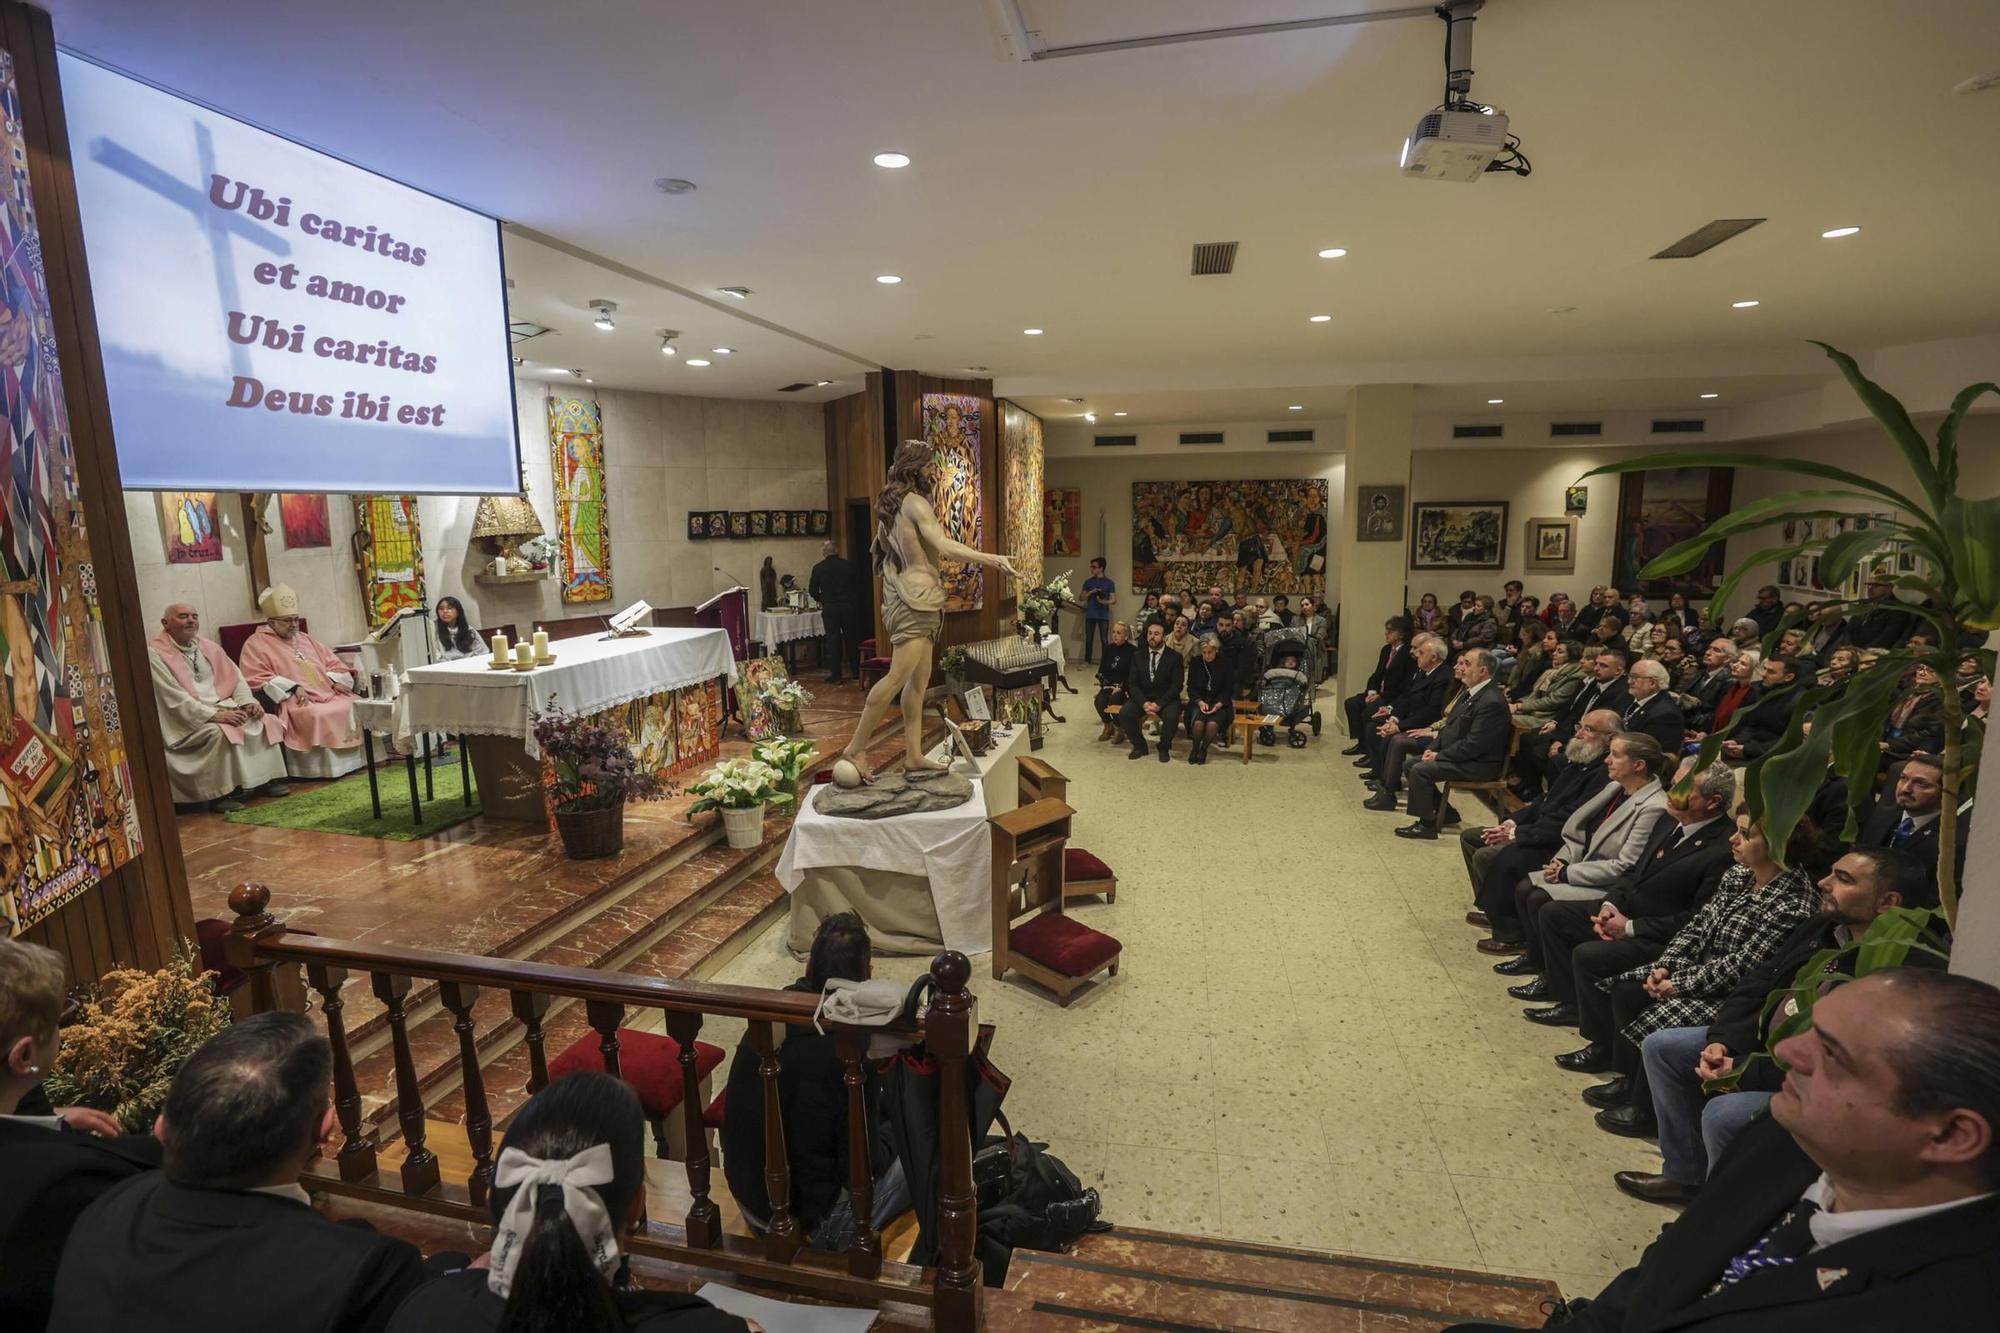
[148,604,289,812]
[810,540,863,684]
[237,584,363,778]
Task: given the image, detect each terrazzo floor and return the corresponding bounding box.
[703,674,1674,1301]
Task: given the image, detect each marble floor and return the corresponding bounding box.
[705,675,1674,1299]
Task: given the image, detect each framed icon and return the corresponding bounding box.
[686,512,707,539]
[791,509,812,534]
[706,510,728,538]
[1524,515,1577,572]
[1564,485,1588,514]
[810,510,832,536]
[728,511,750,539]
[748,510,770,537]
[769,511,790,536]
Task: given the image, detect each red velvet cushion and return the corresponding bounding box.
[1065,848,1115,882]
[548,1029,726,1115]
[1010,913,1120,978]
[703,1089,728,1129]
[863,657,892,670]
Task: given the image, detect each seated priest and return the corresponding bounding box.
[147,603,289,813]
[237,584,364,779]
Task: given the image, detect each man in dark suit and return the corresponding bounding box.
[1723,656,1811,763]
[1360,634,1451,791]
[1462,715,1614,919]
[1397,648,1512,838]
[1521,644,1632,792]
[1622,659,1687,755]
[1846,575,1918,648]
[50,1012,432,1333]
[1122,619,1184,763]
[1858,751,1968,900]
[808,540,863,683]
[1522,760,1738,1022]
[1342,616,1414,753]
[1447,969,2000,1333]
[1683,638,1741,730]
[1746,584,1784,638]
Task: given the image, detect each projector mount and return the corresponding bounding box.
[1434,1,1530,176]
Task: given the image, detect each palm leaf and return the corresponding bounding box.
[1811,342,1944,511]
[1934,381,2000,499]
[1817,526,1899,588]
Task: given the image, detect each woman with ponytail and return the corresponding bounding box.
[387,1073,751,1332]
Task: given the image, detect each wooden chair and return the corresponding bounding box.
[991,798,1120,1006]
[1435,729,1526,830]
[1017,758,1118,903]
[1232,699,1280,765]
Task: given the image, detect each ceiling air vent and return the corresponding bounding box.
[1651,418,1707,434]
[1452,423,1505,440]
[1179,431,1224,445]
[1267,429,1315,444]
[1550,421,1603,437]
[1093,434,1138,447]
[1190,241,1239,276]
[776,382,814,393]
[509,320,553,343]
[1651,218,1766,259]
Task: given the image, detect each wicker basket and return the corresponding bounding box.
[553,802,624,859]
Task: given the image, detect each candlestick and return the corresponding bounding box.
[491,631,509,666]
[532,630,550,661]
[515,642,534,668]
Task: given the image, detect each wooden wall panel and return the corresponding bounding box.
[8,1,194,978]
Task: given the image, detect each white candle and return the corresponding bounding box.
[533,630,550,659]
[491,631,509,665]
[515,642,534,667]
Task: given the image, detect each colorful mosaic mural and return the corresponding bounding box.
[352,494,425,627]
[1131,478,1330,596]
[1000,401,1044,592]
[920,392,983,611]
[549,396,611,604]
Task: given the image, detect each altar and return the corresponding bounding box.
[775,779,993,957]
[402,627,735,821]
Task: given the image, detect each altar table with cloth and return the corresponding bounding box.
[776,780,993,956]
[402,627,735,821]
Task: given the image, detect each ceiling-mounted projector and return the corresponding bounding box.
[1400,108,1511,183]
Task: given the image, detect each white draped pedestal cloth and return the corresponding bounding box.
[401,628,736,821]
[754,609,824,649]
[922,723,1030,818]
[776,781,993,956]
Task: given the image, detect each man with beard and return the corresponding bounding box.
[1464,711,1619,941]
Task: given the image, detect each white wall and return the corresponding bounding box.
[125,379,828,646]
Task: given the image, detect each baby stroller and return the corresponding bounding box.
[1252,626,1324,748]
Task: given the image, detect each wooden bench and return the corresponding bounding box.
[1435,729,1527,830]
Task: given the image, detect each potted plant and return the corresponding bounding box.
[756,678,813,735]
[1578,342,1996,929]
[531,698,669,859]
[688,756,796,848]
[939,644,969,695]
[751,735,817,800]
[42,944,231,1132]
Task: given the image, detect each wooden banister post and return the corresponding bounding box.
[509,990,554,1093]
[224,882,304,1014]
[666,1010,721,1248]
[835,1032,882,1279]
[440,981,496,1206]
[304,962,377,1183]
[748,1020,801,1263]
[927,950,983,1330]
[371,971,440,1196]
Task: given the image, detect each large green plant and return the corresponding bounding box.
[1579,344,1997,929]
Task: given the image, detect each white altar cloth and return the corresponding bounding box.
[402,627,735,759]
[776,780,993,955]
[755,608,825,648]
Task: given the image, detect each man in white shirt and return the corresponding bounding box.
[147,604,289,812]
[1447,969,2000,1332]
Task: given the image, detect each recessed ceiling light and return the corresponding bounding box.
[654,177,697,194]
[716,286,752,300]
[1308,314,1332,324]
[1700,392,1720,399]
[710,347,734,355]
[1288,405,1304,411]
[1113,411,1128,417]
[1548,305,1577,314]
[876,274,902,284]
[685,358,711,367]
[583,378,594,384]
[872,151,911,169]
[1022,327,1043,336]
[965,366,989,374]
[1316,247,1348,259]
[1487,398,1504,405]
[1820,226,1861,239]
[1731,299,1760,308]
[1084,413,1097,423]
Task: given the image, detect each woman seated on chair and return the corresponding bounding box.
[1093,621,1135,740]
[432,596,482,661]
[1184,634,1231,765]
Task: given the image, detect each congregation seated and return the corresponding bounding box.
[721,913,909,1251]
[1294,595,1329,640]
[49,1011,436,1333]
[1162,614,1197,665]
[1357,633,1451,807]
[237,582,366,780]
[1393,647,1511,839]
[1,939,162,1330]
[1881,662,1948,760]
[1720,655,1811,763]
[388,1072,746,1332]
[1091,620,1135,739]
[1410,591,1443,634]
[1508,638,1587,731]
[1341,615,1415,751]
[1619,659,1686,756]
[1448,970,2000,1332]
[148,602,290,813]
[1449,594,1499,654]
[1618,846,1936,1205]
[1858,752,1969,902]
[1680,637,1739,730]
[1122,620,1185,763]
[1518,643,1630,794]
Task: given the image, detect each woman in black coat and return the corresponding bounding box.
[1184,635,1232,764]
[1094,621,1136,738]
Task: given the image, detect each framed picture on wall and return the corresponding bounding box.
[1355,484,1404,542]
[810,510,832,536]
[1564,486,1588,514]
[748,510,770,537]
[686,512,707,539]
[728,511,750,539]
[1410,501,1508,570]
[1524,515,1577,572]
[791,510,812,535]
[706,511,729,538]
[770,511,790,536]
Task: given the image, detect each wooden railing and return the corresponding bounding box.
[224,882,984,1328]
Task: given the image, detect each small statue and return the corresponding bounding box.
[759,555,779,609]
[835,440,1017,786]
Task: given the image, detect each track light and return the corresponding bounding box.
[589,299,617,331]
[658,329,679,356]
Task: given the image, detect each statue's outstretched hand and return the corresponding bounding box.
[990,554,1020,579]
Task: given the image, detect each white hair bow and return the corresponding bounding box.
[486,1143,620,1299]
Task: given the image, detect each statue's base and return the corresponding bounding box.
[816,768,974,820]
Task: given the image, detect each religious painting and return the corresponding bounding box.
[809,510,831,537]
[768,511,789,537]
[707,511,729,539]
[1410,501,1508,571]
[156,490,220,563]
[921,392,984,610]
[1612,467,1734,595]
[548,396,612,604]
[790,510,811,536]
[0,50,142,934]
[1000,401,1044,591]
[1564,486,1589,514]
[728,511,749,539]
[1524,516,1577,573]
[736,655,791,741]
[607,678,723,780]
[686,512,708,540]
[278,492,332,549]
[1043,487,1080,558]
[351,495,425,627]
[1130,478,1329,595]
[748,510,769,538]
[1355,485,1404,543]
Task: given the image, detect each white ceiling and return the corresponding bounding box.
[43,0,2000,418]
